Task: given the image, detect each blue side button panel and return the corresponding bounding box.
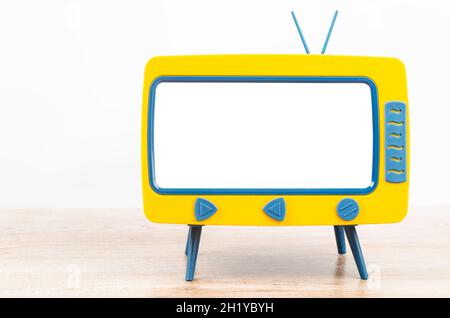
[195,198,218,221]
[385,101,407,183]
[263,198,286,221]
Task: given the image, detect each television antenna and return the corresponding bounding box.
[291,10,339,54]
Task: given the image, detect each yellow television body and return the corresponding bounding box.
[141,55,409,227]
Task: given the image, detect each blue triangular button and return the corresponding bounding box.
[269,202,281,216]
[195,198,217,221]
[263,198,286,221]
[199,202,212,216]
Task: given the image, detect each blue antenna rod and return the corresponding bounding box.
[291,11,310,54]
[321,10,339,54]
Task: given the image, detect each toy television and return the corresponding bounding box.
[141,13,409,281]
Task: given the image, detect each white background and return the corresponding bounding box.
[0,0,449,208]
[154,82,373,189]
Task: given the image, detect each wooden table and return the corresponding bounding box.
[0,207,449,297]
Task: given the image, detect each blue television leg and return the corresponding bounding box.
[184,226,192,256]
[344,226,369,280]
[185,225,203,281]
[333,226,346,254]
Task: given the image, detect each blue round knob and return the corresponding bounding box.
[337,198,359,221]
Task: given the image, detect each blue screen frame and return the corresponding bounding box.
[147,76,379,195]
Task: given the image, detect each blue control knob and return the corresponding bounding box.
[337,198,359,221]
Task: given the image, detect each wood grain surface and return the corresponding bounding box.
[0,207,449,297]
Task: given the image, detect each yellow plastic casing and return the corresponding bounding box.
[141,55,409,226]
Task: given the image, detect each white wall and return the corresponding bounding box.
[0,0,448,208]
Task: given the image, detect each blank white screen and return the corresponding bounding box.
[153,82,373,190]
